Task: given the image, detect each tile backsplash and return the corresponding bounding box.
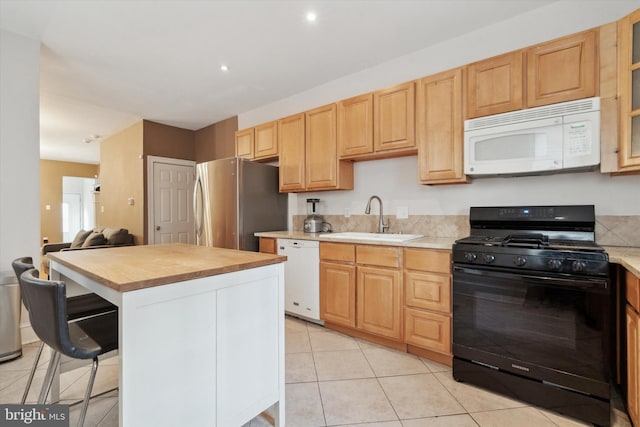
[293,214,640,247]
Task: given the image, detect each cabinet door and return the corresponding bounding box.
[527,30,597,108]
[404,307,451,354]
[466,50,524,119]
[254,121,278,160]
[417,68,466,184]
[405,271,450,313]
[357,266,402,340]
[628,270,640,312]
[627,305,639,427]
[278,113,306,192]
[235,128,254,159]
[306,104,338,189]
[338,93,374,158]
[374,82,416,152]
[618,9,640,169]
[320,261,356,327]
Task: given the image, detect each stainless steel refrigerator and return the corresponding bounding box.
[194,157,287,251]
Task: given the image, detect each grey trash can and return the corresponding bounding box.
[0,271,22,362]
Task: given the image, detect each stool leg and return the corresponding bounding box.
[21,341,44,404]
[38,351,60,404]
[78,357,98,427]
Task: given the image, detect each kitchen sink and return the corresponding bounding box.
[322,232,424,242]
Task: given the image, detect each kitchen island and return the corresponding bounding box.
[48,243,286,427]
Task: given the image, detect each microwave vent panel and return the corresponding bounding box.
[465,97,600,131]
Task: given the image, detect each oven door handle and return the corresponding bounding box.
[453,266,608,290]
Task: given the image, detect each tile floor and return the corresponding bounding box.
[0,316,633,427]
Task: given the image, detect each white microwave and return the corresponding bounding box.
[464,97,600,176]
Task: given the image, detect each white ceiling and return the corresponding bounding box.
[0,0,561,164]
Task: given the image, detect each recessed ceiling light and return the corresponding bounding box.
[306,11,317,22]
[220,65,229,72]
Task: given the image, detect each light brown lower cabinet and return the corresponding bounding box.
[403,248,452,363]
[258,237,277,254]
[319,242,452,364]
[626,270,640,427]
[627,305,639,427]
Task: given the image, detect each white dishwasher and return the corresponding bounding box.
[277,238,321,323]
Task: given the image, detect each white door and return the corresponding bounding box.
[152,160,195,244]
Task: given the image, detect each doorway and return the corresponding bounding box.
[147,156,196,244]
[62,176,96,241]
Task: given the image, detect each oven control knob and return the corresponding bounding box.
[571,260,586,272]
[547,259,563,270]
[513,256,527,266]
[482,254,495,264]
[464,252,477,262]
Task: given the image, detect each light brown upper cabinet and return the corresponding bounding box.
[278,106,353,193]
[417,68,467,184]
[467,29,598,119]
[466,51,524,119]
[278,113,306,192]
[337,93,374,158]
[618,9,640,170]
[527,30,597,108]
[373,82,417,154]
[254,121,279,160]
[306,104,354,191]
[235,120,278,161]
[235,128,254,159]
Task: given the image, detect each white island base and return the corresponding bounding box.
[51,259,285,427]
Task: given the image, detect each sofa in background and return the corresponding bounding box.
[41,227,134,277]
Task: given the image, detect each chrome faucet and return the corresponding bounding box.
[365,195,389,233]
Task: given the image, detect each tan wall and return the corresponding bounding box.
[99,121,145,244]
[40,160,99,244]
[194,116,237,163]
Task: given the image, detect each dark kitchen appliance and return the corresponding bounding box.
[452,205,612,426]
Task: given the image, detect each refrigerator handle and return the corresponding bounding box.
[194,174,204,242]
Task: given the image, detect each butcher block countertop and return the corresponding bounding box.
[48,243,287,292]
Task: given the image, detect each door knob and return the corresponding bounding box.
[155,226,161,231]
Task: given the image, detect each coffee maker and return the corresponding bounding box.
[303,198,325,233]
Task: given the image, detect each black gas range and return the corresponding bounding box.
[452,205,613,426]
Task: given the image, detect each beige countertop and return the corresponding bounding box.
[254,230,456,250]
[49,243,287,292]
[604,246,640,277]
[256,231,640,274]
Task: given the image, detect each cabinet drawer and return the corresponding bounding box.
[404,307,451,354]
[404,248,451,274]
[320,242,355,263]
[259,237,276,254]
[405,271,450,313]
[627,270,640,312]
[356,245,400,268]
